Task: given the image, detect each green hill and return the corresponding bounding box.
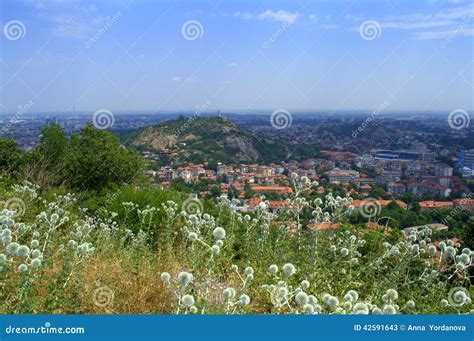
[126,116,291,164]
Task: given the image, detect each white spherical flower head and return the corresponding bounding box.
[18,263,28,273]
[239,294,250,306]
[0,253,7,263]
[177,271,193,287]
[347,290,359,301]
[189,306,198,314]
[188,232,198,242]
[405,300,416,309]
[268,264,278,275]
[213,227,226,240]
[31,249,41,259]
[303,304,315,314]
[440,299,449,307]
[428,245,437,255]
[371,307,382,314]
[386,289,398,301]
[282,263,296,277]
[327,296,339,308]
[295,292,309,306]
[277,287,289,298]
[31,258,42,269]
[445,246,456,258]
[17,245,30,257]
[231,264,239,272]
[211,245,220,255]
[160,272,171,283]
[244,266,254,276]
[6,242,20,255]
[223,287,236,299]
[340,248,349,257]
[181,294,195,307]
[353,302,369,314]
[300,280,310,290]
[31,239,40,248]
[383,304,396,314]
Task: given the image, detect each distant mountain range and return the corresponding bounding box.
[126,116,305,164]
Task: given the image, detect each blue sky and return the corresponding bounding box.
[0,0,473,113]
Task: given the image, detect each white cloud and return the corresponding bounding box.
[233,10,300,23]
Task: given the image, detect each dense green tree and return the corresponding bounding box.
[0,136,21,174]
[64,124,144,190]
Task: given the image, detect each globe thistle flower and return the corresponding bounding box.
[18,263,28,273]
[189,306,198,314]
[246,274,254,281]
[344,293,353,302]
[177,272,193,287]
[268,264,278,275]
[350,258,358,266]
[313,304,322,313]
[347,290,359,301]
[329,245,337,252]
[405,300,416,309]
[459,253,470,265]
[181,294,195,307]
[188,232,198,242]
[211,245,220,255]
[30,240,39,248]
[303,304,315,314]
[445,246,456,258]
[371,307,382,314]
[0,253,6,263]
[386,289,398,301]
[17,245,30,257]
[282,263,296,277]
[295,292,309,306]
[277,287,289,298]
[31,258,42,269]
[462,248,471,255]
[213,227,226,240]
[216,240,224,247]
[438,242,446,251]
[231,264,238,272]
[428,245,437,254]
[244,266,254,276]
[340,248,349,257]
[239,294,250,306]
[300,280,310,290]
[31,249,41,259]
[308,295,318,305]
[223,288,236,299]
[160,272,171,283]
[6,242,20,255]
[327,296,339,308]
[343,301,352,311]
[353,302,369,314]
[383,304,397,314]
[440,299,449,307]
[456,263,465,271]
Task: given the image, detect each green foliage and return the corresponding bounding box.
[0,137,21,174]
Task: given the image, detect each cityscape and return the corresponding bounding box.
[0,0,473,334]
